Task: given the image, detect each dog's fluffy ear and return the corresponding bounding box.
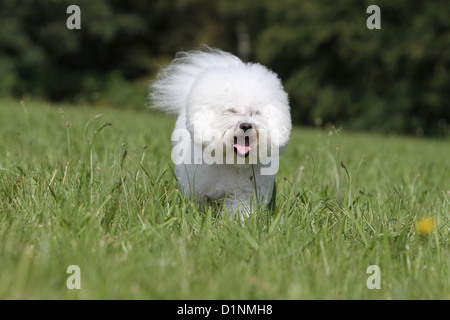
[149,47,243,116]
[266,101,292,155]
[185,104,217,147]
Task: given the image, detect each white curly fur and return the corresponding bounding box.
[150,47,291,218]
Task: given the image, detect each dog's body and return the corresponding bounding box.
[150,48,291,217]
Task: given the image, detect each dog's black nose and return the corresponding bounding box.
[239,122,253,132]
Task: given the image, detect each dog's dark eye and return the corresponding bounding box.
[227,108,238,114]
[252,110,261,116]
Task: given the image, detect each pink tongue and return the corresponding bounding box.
[233,141,251,154]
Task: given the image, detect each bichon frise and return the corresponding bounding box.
[150,47,291,218]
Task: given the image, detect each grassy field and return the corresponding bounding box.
[0,99,448,299]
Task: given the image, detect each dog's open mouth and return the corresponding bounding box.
[233,136,251,157]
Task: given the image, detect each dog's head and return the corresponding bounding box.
[185,63,291,166]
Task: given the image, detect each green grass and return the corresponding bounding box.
[0,99,448,299]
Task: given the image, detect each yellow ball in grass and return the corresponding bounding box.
[415,217,436,235]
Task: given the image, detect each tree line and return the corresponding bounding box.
[1,0,448,136]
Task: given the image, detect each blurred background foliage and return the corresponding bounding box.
[0,0,449,136]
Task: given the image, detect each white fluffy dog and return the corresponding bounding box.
[150,47,291,218]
